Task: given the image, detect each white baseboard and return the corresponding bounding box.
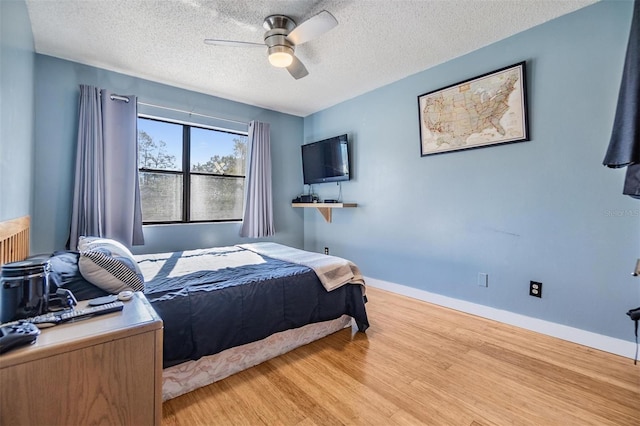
[365,277,637,360]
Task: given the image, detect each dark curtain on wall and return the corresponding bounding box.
[69,85,144,249]
[603,0,640,199]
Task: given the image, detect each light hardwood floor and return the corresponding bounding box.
[162,286,640,425]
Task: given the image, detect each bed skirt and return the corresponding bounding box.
[162,315,353,400]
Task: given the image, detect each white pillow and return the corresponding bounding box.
[78,236,144,293]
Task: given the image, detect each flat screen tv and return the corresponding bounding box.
[302,134,350,184]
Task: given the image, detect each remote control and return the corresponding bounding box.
[0,321,40,354]
[88,294,118,306]
[29,301,125,328]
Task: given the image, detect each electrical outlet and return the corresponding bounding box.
[529,281,542,298]
[477,273,488,287]
[324,247,329,255]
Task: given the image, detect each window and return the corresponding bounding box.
[137,116,247,224]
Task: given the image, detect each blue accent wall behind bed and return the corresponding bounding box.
[31,55,305,255]
[302,1,640,343]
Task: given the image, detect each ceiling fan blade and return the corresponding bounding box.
[287,55,309,80]
[286,10,338,45]
[204,39,264,48]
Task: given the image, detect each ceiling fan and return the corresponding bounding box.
[204,10,338,80]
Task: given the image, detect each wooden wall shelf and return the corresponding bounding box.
[292,202,357,223]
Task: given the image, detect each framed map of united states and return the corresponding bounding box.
[418,61,529,156]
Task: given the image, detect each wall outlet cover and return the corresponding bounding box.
[530,281,542,298]
[478,273,488,287]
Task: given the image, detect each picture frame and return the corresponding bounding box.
[418,61,529,156]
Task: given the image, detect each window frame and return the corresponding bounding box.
[138,114,248,225]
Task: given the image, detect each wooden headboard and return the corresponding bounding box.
[0,216,30,266]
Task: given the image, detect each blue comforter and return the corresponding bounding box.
[137,246,368,368]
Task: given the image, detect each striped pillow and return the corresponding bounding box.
[78,237,144,293]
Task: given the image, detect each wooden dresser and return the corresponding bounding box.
[0,292,163,425]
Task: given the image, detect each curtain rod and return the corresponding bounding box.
[109,94,249,127]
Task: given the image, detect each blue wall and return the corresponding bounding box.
[32,55,304,254]
[0,0,35,221]
[303,1,640,342]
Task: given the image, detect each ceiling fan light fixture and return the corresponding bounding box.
[268,45,294,68]
[205,11,337,79]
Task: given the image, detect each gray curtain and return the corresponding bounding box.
[603,0,640,198]
[240,121,275,237]
[69,85,144,249]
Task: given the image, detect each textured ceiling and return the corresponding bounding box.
[25,0,597,117]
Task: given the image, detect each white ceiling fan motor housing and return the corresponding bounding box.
[264,15,296,67]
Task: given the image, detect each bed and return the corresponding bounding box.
[137,242,369,399]
[0,217,369,401]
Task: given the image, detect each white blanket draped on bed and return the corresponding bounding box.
[237,242,365,292]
